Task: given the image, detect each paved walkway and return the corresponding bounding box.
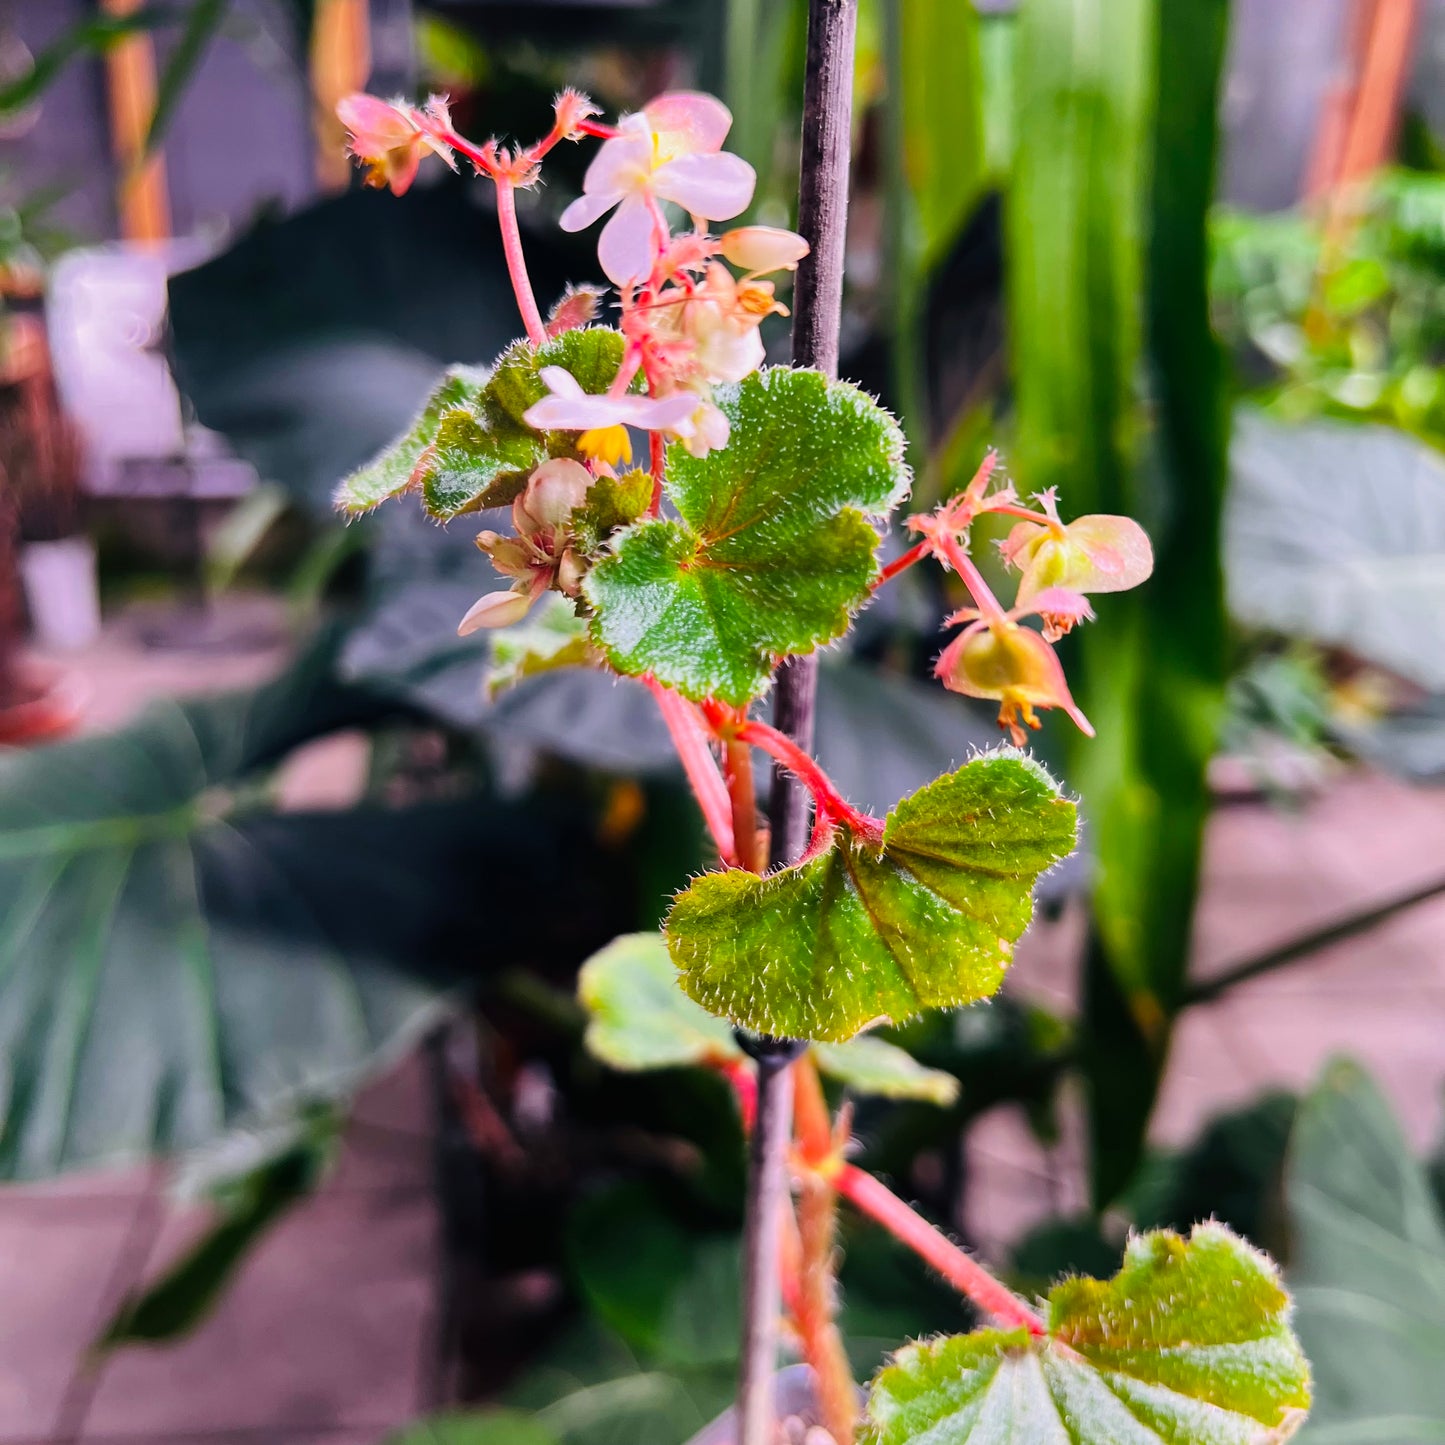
[4,604,1445,1440]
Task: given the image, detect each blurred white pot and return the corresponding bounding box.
[20,536,101,651]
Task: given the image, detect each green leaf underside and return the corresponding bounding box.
[865,1224,1311,1445]
[577,931,958,1103]
[334,365,488,514]
[812,1036,958,1106]
[332,329,626,520]
[486,597,600,698]
[585,368,910,704]
[666,750,1076,1042]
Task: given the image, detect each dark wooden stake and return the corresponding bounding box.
[736,3,859,1442]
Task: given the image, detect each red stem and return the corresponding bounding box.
[834,1165,1047,1336]
[495,177,547,347]
[875,539,931,589]
[985,501,1059,529]
[932,530,1008,625]
[648,431,667,514]
[735,719,880,841]
[577,118,620,140]
[644,677,738,866]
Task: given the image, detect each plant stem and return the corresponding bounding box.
[494,176,547,347]
[931,529,1009,624]
[737,1035,804,1445]
[725,737,764,873]
[643,677,738,866]
[737,3,859,1440]
[796,1172,858,1444]
[875,539,931,589]
[834,1165,1047,1336]
[737,719,878,840]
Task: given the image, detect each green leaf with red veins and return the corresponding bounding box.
[419,327,630,520]
[863,1223,1311,1445]
[585,367,910,704]
[334,365,488,514]
[665,749,1075,1042]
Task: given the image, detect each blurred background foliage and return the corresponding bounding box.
[5,0,1445,1439]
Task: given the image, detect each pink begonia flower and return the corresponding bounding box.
[1000,490,1154,610]
[935,592,1095,748]
[523,366,700,440]
[336,94,455,196]
[559,93,756,285]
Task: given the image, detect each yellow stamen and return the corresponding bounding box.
[578,425,632,466]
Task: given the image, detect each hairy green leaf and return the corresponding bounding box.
[332,329,627,519]
[1286,1059,1445,1442]
[573,467,653,555]
[334,365,488,514]
[865,1224,1310,1444]
[586,368,909,704]
[418,328,629,520]
[666,750,1075,1042]
[577,931,958,1104]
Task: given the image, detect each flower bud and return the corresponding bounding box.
[720,226,810,274]
[515,458,593,536]
[458,588,535,634]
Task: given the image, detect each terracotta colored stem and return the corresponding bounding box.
[932,530,1008,625]
[875,539,931,589]
[795,1172,858,1444]
[644,677,738,866]
[495,177,546,347]
[834,1165,1047,1336]
[725,737,764,873]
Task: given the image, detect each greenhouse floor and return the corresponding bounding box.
[4,600,1445,1443]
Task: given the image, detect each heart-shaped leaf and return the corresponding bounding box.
[585,367,910,704]
[332,329,627,520]
[579,932,959,1103]
[666,750,1075,1042]
[864,1223,1311,1444]
[334,365,489,514]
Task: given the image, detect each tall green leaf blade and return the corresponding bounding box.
[666,750,1075,1041]
[586,367,909,703]
[1007,0,1231,1202]
[144,0,231,156]
[1286,1059,1445,1442]
[864,1224,1310,1444]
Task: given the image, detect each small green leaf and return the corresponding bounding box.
[574,467,653,555]
[666,750,1075,1042]
[865,1223,1311,1445]
[333,330,627,521]
[579,933,741,1073]
[813,1037,959,1106]
[418,328,629,520]
[334,365,488,514]
[487,596,600,699]
[586,367,910,704]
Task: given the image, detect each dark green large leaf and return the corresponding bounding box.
[1227,413,1445,690]
[1008,0,1232,1204]
[666,751,1075,1041]
[586,368,910,704]
[864,1225,1311,1444]
[1286,1059,1445,1443]
[0,645,595,1179]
